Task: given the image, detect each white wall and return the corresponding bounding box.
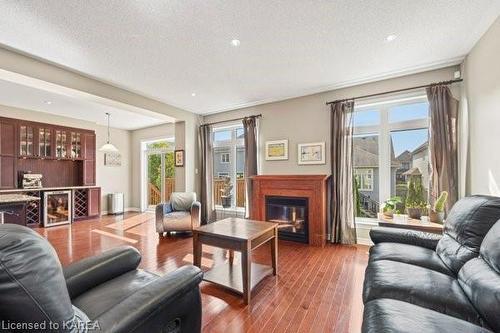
[0,104,132,211]
[203,66,460,176]
[465,16,500,196]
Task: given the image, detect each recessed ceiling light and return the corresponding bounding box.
[385,34,397,42]
[230,39,241,47]
[191,92,196,97]
[44,100,53,105]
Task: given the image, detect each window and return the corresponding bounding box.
[353,93,430,219]
[221,153,230,163]
[213,125,246,209]
[355,168,374,191]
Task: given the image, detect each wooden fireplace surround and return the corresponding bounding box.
[249,175,330,247]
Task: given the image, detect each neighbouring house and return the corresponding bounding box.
[353,136,400,210]
[213,147,245,179]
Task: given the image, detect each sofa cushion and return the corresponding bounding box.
[362,298,492,333]
[73,269,159,320]
[458,221,500,332]
[363,260,485,326]
[369,243,453,276]
[436,195,500,274]
[170,192,196,211]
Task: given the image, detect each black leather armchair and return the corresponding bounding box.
[362,195,500,333]
[0,224,203,333]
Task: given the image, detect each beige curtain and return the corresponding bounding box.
[427,85,459,213]
[243,116,259,218]
[330,101,357,244]
[198,124,215,224]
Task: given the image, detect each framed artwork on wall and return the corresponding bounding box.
[265,139,288,160]
[298,142,325,165]
[174,149,184,167]
[104,152,121,167]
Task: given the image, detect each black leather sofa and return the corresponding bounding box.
[0,224,203,333]
[362,195,500,333]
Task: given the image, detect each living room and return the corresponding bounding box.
[0,2,499,333]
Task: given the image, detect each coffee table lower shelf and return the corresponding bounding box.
[203,262,273,295]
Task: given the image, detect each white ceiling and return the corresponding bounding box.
[0,79,169,130]
[0,1,499,115]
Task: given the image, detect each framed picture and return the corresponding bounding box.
[174,149,184,167]
[298,142,325,165]
[265,140,288,160]
[104,152,121,167]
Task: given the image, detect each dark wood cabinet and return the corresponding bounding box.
[70,131,83,159]
[1,120,17,189]
[83,134,96,185]
[0,116,96,189]
[1,121,16,156]
[55,129,69,159]
[0,156,16,189]
[0,202,26,225]
[88,187,101,217]
[38,127,53,158]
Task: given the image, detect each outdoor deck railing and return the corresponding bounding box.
[213,178,246,208]
[148,178,176,206]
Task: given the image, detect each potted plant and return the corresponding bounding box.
[405,174,427,219]
[381,196,402,218]
[220,176,233,208]
[429,191,448,223]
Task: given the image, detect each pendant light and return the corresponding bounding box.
[99,113,119,152]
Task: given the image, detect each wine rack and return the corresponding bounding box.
[73,189,88,219]
[25,191,41,225]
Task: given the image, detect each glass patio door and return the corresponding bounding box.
[146,141,175,209]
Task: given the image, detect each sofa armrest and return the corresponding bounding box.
[369,227,442,250]
[63,246,141,299]
[191,201,201,228]
[95,265,203,333]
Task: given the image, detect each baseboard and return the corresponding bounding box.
[101,207,141,215]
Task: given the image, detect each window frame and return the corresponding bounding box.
[220,152,230,164]
[353,92,429,220]
[212,123,245,209]
[355,168,374,191]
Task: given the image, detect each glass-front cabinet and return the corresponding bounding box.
[38,128,52,158]
[19,125,34,156]
[55,130,68,158]
[71,132,82,159]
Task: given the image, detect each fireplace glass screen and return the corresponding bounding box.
[265,196,308,243]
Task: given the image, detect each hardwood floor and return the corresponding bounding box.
[34,212,369,333]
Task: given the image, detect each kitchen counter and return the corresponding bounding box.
[0,185,100,193]
[0,194,40,203]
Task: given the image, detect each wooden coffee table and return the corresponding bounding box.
[193,217,279,304]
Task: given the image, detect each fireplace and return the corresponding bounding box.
[250,175,329,246]
[266,196,308,243]
[43,190,72,227]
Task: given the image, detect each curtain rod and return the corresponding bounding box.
[325,78,463,106]
[200,114,262,127]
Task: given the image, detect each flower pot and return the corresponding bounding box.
[221,196,232,208]
[429,210,445,224]
[406,207,425,220]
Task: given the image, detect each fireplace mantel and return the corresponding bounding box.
[250,175,330,246]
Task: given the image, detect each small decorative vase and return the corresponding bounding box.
[429,210,445,224]
[221,196,232,208]
[406,208,422,220]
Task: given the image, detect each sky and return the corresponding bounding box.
[353,102,429,156]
